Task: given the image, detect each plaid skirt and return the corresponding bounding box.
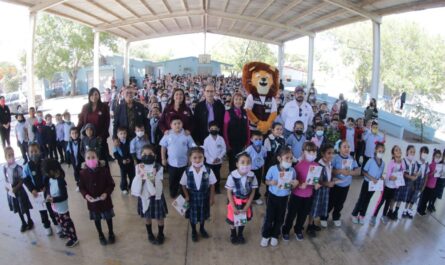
[7,188,33,214]
[89,209,115,221]
[185,190,210,224]
[310,187,329,218]
[137,195,168,220]
[394,181,413,202]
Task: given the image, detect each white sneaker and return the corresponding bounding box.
[351,216,359,224]
[260,237,270,247]
[254,199,263,205]
[122,190,128,195]
[55,224,62,234]
[334,220,342,227]
[320,220,328,228]
[46,227,53,236]
[75,187,79,192]
[359,216,365,225]
[270,237,278,247]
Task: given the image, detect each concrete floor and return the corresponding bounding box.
[1,159,445,265]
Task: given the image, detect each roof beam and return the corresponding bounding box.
[216,17,223,30]
[144,22,159,34]
[255,0,275,18]
[114,0,140,18]
[30,0,68,12]
[223,0,230,12]
[97,10,204,30]
[132,24,150,35]
[161,0,172,13]
[187,17,193,28]
[239,0,251,15]
[208,29,280,45]
[286,2,329,25]
[208,10,314,36]
[299,8,347,28]
[323,0,382,23]
[86,0,124,20]
[173,18,181,30]
[63,2,109,23]
[181,0,189,11]
[49,10,95,27]
[138,0,155,15]
[129,29,203,42]
[270,0,302,21]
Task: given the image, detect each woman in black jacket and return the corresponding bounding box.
[0,96,11,149]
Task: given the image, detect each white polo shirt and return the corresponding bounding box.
[281,100,314,132]
[203,135,226,165]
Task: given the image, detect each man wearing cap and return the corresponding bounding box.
[281,86,314,138]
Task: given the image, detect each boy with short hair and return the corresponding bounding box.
[362,121,385,167]
[33,110,48,158]
[113,127,135,195]
[44,113,58,160]
[286,120,306,160]
[55,113,65,163]
[203,121,226,194]
[15,113,29,163]
[245,130,267,205]
[80,123,102,160]
[66,127,83,190]
[62,111,75,157]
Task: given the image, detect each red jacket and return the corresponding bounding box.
[77,102,110,140]
[79,165,115,213]
[158,104,193,133]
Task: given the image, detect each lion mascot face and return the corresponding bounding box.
[242,62,279,134]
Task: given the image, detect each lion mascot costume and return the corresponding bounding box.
[242,61,279,134]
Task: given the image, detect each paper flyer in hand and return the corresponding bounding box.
[277,171,293,189]
[306,165,323,185]
[234,212,247,227]
[136,164,155,180]
[368,180,384,192]
[33,192,47,211]
[172,195,188,216]
[89,197,102,203]
[434,164,443,178]
[394,171,405,186]
[5,183,15,198]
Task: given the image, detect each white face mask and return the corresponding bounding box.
[304,151,316,162]
[376,152,384,159]
[281,161,292,169]
[136,131,145,137]
[421,153,428,160]
[434,158,441,164]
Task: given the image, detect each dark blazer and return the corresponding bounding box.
[79,165,115,212]
[0,105,11,125]
[77,102,111,140]
[113,140,133,168]
[113,101,148,138]
[192,99,225,144]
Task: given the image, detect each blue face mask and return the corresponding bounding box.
[253,139,262,147]
[316,130,324,137]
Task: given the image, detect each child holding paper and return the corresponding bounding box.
[225,152,257,245]
[2,147,34,232]
[321,140,361,227]
[282,142,321,241]
[417,149,442,216]
[180,147,216,242]
[395,145,419,218]
[372,145,405,224]
[261,146,298,247]
[430,150,445,213]
[131,144,167,245]
[79,149,116,246]
[351,142,385,226]
[308,144,336,234]
[404,146,429,218]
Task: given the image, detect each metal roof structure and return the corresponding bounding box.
[5,0,445,45]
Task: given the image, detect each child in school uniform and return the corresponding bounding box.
[113,127,135,195]
[42,159,79,247]
[362,121,385,168]
[286,120,306,160]
[130,124,151,165]
[308,144,336,234]
[204,121,226,194]
[417,149,442,216]
[404,146,429,218]
[311,122,326,160]
[148,106,163,162]
[15,113,29,164]
[3,147,34,232]
[321,140,361,227]
[55,113,65,163]
[79,149,116,246]
[245,130,267,205]
[372,145,405,223]
[351,142,386,226]
[131,144,167,245]
[66,127,83,191]
[282,142,321,241]
[324,118,341,147]
[62,111,75,158]
[161,116,196,198]
[44,114,58,160]
[430,150,445,213]
[340,117,356,156]
[23,143,60,235]
[393,145,419,219]
[264,122,285,177]
[80,123,102,161]
[225,152,258,245]
[354,118,366,166]
[261,146,298,247]
[180,147,216,242]
[33,110,48,158]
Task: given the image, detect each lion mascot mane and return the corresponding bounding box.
[242,61,279,134]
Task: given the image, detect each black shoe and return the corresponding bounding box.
[59,233,68,239]
[156,233,165,245]
[402,211,409,218]
[27,220,34,230]
[65,239,79,248]
[230,234,238,244]
[108,233,115,244]
[237,235,246,244]
[191,232,198,242]
[99,235,107,246]
[200,228,209,238]
[148,233,157,244]
[20,224,27,233]
[307,228,316,238]
[311,224,321,231]
[417,211,426,216]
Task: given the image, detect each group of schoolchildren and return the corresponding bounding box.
[3,102,445,250]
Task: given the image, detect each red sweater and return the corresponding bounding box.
[79,165,115,212]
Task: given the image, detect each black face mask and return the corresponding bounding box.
[209,130,219,136]
[141,154,155,164]
[296,96,304,102]
[295,130,303,135]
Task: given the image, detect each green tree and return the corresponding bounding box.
[34,14,118,95]
[130,42,173,62]
[0,62,20,93]
[326,18,445,104]
[211,38,277,73]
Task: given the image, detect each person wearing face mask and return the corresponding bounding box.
[310,123,326,160]
[281,86,314,138]
[130,144,167,245]
[244,131,267,205]
[79,149,116,246]
[417,149,443,216]
[286,121,306,161]
[203,121,226,194]
[130,124,150,165]
[404,146,429,218]
[364,98,378,123]
[32,110,49,158]
[362,121,386,167]
[113,127,135,195]
[0,95,11,148]
[261,147,298,247]
[15,113,29,163]
[282,142,321,241]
